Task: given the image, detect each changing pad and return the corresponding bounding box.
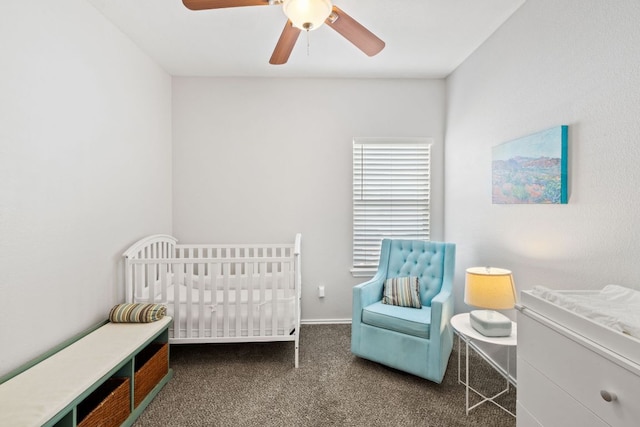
[531,284,640,339]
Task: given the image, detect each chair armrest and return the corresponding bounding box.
[353,273,385,309]
[430,288,454,335]
[352,239,390,354]
[351,272,385,354]
[352,271,385,325]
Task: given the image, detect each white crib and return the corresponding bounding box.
[123,234,302,367]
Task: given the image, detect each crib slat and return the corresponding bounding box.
[283,260,291,336]
[211,260,220,338]
[247,262,254,338]
[142,262,147,301]
[198,263,205,338]
[259,261,267,337]
[186,263,194,338]
[160,262,168,304]
[271,261,278,336]
[235,261,242,337]
[134,264,142,302]
[146,263,154,305]
[223,262,230,338]
[174,261,182,339]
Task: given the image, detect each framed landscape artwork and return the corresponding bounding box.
[492,125,568,204]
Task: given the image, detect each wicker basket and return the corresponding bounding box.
[134,342,169,407]
[77,377,130,427]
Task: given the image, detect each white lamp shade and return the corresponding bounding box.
[283,0,333,31]
[464,267,516,310]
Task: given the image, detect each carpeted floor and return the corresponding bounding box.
[134,324,516,427]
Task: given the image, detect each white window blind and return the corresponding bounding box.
[352,137,431,272]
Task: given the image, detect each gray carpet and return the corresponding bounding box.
[134,324,516,426]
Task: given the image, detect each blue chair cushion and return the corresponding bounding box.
[362,301,431,339]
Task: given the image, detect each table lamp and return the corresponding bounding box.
[464,267,516,337]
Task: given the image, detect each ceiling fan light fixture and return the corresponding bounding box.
[283,0,333,31]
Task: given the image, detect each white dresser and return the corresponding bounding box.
[516,290,640,427]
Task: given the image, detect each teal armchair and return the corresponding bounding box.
[351,239,456,383]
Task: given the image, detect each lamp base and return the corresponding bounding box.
[470,310,512,337]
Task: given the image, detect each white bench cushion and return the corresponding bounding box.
[0,317,171,427]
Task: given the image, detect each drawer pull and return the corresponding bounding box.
[600,390,617,402]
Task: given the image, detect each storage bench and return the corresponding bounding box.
[0,316,172,427]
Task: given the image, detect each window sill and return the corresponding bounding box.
[350,267,377,278]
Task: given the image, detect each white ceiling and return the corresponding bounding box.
[87,0,525,79]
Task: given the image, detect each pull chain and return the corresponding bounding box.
[301,22,312,57]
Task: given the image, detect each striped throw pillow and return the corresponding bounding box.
[382,277,422,309]
[109,303,166,323]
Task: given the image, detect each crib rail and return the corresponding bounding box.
[174,244,296,260]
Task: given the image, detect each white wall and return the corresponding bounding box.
[172,77,445,321]
[445,0,640,316]
[0,0,172,377]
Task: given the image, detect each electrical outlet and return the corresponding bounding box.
[318,285,325,298]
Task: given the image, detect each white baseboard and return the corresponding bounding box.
[301,318,352,325]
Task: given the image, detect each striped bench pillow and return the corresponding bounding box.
[382,276,422,309]
[109,303,166,323]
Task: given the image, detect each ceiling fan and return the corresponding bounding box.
[182,0,385,65]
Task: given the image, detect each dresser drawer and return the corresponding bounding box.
[519,313,640,427]
[517,358,607,427]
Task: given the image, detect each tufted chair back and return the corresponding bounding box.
[382,239,447,307]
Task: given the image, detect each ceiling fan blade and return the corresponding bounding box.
[325,6,385,57]
[269,21,301,65]
[182,0,269,11]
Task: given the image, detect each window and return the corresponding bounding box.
[352,137,431,275]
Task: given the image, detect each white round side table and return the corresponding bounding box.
[451,312,517,417]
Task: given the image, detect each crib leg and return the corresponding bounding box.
[295,335,299,368]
